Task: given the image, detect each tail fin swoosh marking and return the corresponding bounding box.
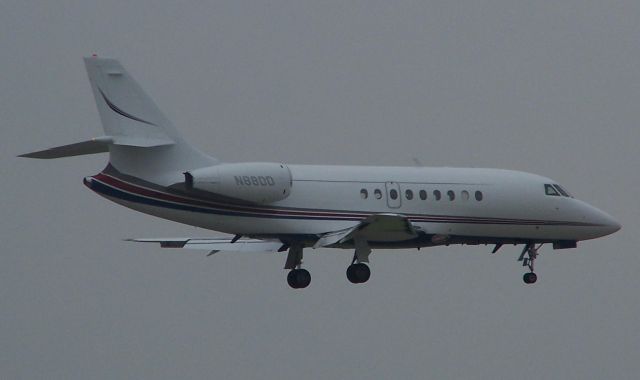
[98,87,156,126]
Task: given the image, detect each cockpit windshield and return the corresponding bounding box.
[553,184,571,197]
[545,184,572,198]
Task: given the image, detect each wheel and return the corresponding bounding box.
[287,270,298,288]
[287,269,311,289]
[346,265,358,283]
[523,272,537,284]
[354,263,370,283]
[295,268,311,288]
[346,263,370,284]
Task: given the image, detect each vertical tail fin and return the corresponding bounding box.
[84,57,216,178]
[84,57,176,146]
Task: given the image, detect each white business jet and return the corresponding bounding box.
[21,57,621,288]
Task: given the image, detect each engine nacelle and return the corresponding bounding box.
[185,162,292,204]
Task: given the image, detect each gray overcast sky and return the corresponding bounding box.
[2,1,639,379]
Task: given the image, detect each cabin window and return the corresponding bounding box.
[545,184,560,196]
[390,189,398,200]
[360,189,368,199]
[475,191,483,201]
[461,190,470,201]
[405,189,414,200]
[374,189,382,199]
[419,190,427,200]
[447,190,455,201]
[434,190,441,201]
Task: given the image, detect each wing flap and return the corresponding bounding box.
[127,237,284,253]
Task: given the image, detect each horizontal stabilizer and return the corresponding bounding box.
[19,135,174,159]
[19,137,111,159]
[127,237,284,254]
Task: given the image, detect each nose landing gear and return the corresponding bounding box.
[518,243,542,285]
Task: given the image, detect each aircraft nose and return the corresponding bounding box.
[589,206,621,237]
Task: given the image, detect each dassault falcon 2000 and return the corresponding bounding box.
[21,57,621,288]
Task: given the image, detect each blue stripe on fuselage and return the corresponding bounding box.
[86,177,364,221]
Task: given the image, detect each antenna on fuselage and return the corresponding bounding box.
[411,157,424,167]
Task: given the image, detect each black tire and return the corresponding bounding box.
[523,272,538,284]
[287,270,299,288]
[295,268,311,288]
[354,263,371,283]
[346,265,358,283]
[528,272,537,284]
[347,263,371,284]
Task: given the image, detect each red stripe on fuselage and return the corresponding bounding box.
[92,173,370,219]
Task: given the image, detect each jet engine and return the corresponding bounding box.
[184,162,292,204]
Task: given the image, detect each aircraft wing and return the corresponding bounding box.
[127,237,284,254]
[314,213,419,248]
[129,213,418,254]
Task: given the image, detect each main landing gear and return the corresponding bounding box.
[347,238,372,284]
[283,238,374,288]
[518,243,542,285]
[284,244,311,289]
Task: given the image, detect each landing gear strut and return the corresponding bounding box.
[518,243,542,284]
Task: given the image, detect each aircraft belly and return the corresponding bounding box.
[424,222,593,241]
